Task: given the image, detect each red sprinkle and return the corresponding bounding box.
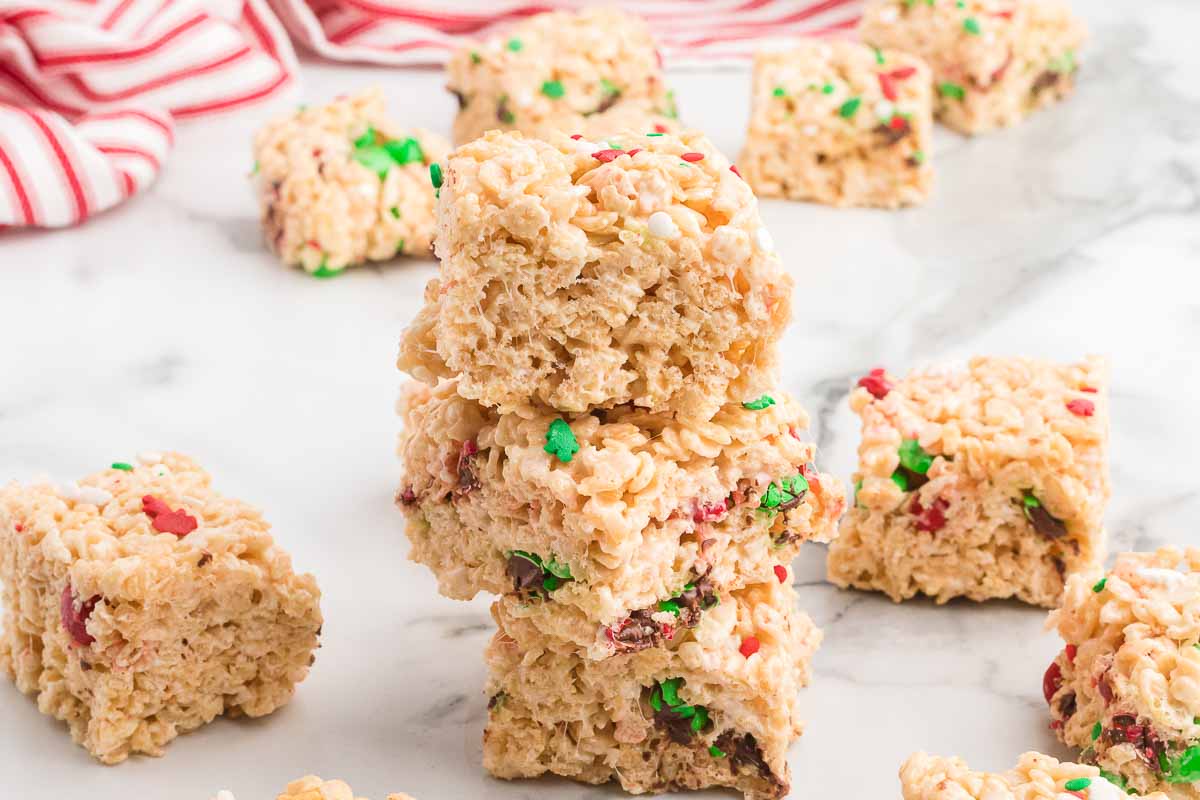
[60,585,98,646]
[306,240,320,249]
[661,623,675,640]
[1043,661,1062,705]
[461,439,479,457]
[591,149,624,163]
[1065,644,1077,663]
[142,495,198,538]
[14,523,22,532]
[878,73,898,101]
[889,115,908,131]
[857,368,892,400]
[774,565,788,583]
[1066,399,1095,417]
[626,148,642,157]
[570,134,583,140]
[693,499,728,523]
[739,636,761,658]
[1080,386,1098,393]
[653,123,668,133]
[887,66,918,80]
[680,152,704,162]
[910,496,949,533]
[729,164,742,178]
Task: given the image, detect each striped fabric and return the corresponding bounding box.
[0,0,862,228]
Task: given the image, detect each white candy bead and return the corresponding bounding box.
[647,211,680,239]
[78,487,112,507]
[875,100,896,120]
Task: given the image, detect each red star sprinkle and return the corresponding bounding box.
[681,152,704,162]
[1080,386,1098,393]
[878,73,898,101]
[887,66,917,80]
[142,495,198,537]
[729,165,742,178]
[592,149,624,163]
[1066,399,1095,417]
[739,636,761,658]
[653,123,668,133]
[857,368,892,399]
[774,565,788,583]
[60,585,98,646]
[1065,644,1077,663]
[889,115,908,131]
[626,148,642,157]
[910,496,949,533]
[570,134,582,140]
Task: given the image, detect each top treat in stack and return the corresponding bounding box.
[398,129,793,423]
[445,8,679,145]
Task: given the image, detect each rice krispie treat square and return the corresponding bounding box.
[397,380,844,658]
[398,130,793,421]
[445,8,678,145]
[0,453,323,764]
[738,40,933,208]
[827,356,1109,607]
[484,579,819,800]
[253,88,450,275]
[1045,547,1200,797]
[210,776,415,800]
[901,751,1164,800]
[859,0,1086,135]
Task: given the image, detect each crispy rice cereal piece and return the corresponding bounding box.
[900,751,1166,800]
[484,579,819,800]
[398,130,793,421]
[1045,548,1200,798]
[0,453,322,764]
[827,356,1109,608]
[397,380,844,658]
[445,8,677,145]
[859,0,1086,135]
[225,775,415,800]
[738,40,933,208]
[253,88,450,274]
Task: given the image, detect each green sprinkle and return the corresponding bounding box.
[1164,745,1200,783]
[1023,493,1042,509]
[395,239,405,254]
[540,80,565,99]
[1098,771,1126,790]
[772,86,786,97]
[600,78,620,96]
[111,462,133,471]
[821,83,835,94]
[955,0,964,6]
[352,126,377,149]
[1064,778,1091,792]
[1092,721,1102,740]
[658,599,681,616]
[743,395,776,410]
[544,418,580,463]
[898,439,934,475]
[353,144,394,179]
[963,16,981,35]
[384,137,425,166]
[891,471,909,492]
[938,81,966,100]
[311,264,343,279]
[470,51,481,64]
[541,575,560,592]
[497,95,515,125]
[506,38,522,52]
[429,162,443,189]
[838,97,861,118]
[853,479,864,506]
[873,47,885,65]
[691,706,709,731]
[1093,577,1107,593]
[759,482,783,510]
[709,745,727,758]
[649,687,663,712]
[674,704,696,719]
[910,149,926,165]
[781,474,809,498]
[389,206,400,219]
[660,677,683,707]
[1049,49,1077,74]
[646,132,665,136]
[543,556,573,580]
[662,89,678,119]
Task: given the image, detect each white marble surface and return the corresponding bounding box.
[2,2,1199,797]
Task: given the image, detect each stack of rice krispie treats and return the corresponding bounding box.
[396,127,844,798]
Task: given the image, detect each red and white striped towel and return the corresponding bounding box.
[0,0,861,229]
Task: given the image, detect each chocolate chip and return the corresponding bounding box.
[506,553,544,592]
[487,692,506,710]
[449,88,467,110]
[1058,690,1077,720]
[1031,71,1060,94]
[652,704,695,745]
[592,91,620,115]
[197,553,212,568]
[674,576,718,628]
[609,610,661,653]
[874,120,911,146]
[1025,503,1067,539]
[454,440,480,497]
[715,731,777,783]
[80,661,92,671]
[496,96,514,124]
[897,466,929,491]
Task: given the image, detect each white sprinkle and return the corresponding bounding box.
[514,90,534,109]
[78,487,112,507]
[137,452,162,465]
[1137,567,1186,589]
[879,6,899,23]
[59,482,82,502]
[647,211,680,239]
[754,227,775,253]
[1084,778,1126,800]
[874,100,895,120]
[574,138,602,155]
[802,124,819,137]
